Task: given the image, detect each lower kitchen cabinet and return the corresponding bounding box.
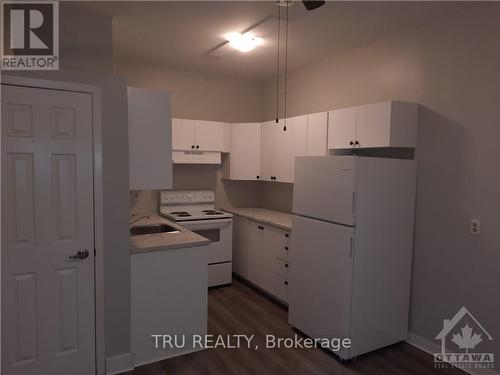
[131,246,208,366]
[233,216,290,303]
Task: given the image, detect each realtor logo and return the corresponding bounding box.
[434,306,494,370]
[1,1,59,70]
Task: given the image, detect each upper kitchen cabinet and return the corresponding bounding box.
[223,123,261,181]
[327,106,357,149]
[172,118,195,150]
[172,118,229,152]
[328,101,418,149]
[306,112,329,156]
[261,120,291,183]
[289,115,308,183]
[128,87,172,190]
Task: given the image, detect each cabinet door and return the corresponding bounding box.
[273,120,291,183]
[328,107,356,149]
[289,115,308,183]
[129,87,173,190]
[356,101,391,148]
[233,216,250,278]
[172,118,195,150]
[195,120,225,151]
[230,123,261,180]
[307,112,328,156]
[260,121,275,182]
[247,221,267,286]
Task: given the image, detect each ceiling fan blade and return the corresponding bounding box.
[302,0,325,11]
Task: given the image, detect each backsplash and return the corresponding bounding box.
[130,165,293,216]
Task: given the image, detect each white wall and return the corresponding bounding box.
[60,5,114,75]
[260,4,500,359]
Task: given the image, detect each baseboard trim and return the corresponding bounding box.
[407,332,498,375]
[105,352,135,375]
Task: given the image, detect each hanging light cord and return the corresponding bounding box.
[283,4,289,131]
[275,5,281,124]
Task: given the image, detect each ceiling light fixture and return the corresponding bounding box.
[225,32,263,52]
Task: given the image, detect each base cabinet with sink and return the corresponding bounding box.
[233,216,290,303]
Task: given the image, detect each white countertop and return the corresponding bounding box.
[223,208,292,231]
[129,214,210,254]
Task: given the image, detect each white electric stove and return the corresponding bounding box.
[160,190,233,287]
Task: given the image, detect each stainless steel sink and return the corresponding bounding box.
[130,224,180,237]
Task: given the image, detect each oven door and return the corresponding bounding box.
[180,218,233,264]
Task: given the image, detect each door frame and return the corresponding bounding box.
[1,75,105,375]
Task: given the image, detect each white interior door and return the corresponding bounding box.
[2,84,95,375]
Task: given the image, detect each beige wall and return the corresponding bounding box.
[116,60,262,123]
[60,5,114,75]
[260,4,500,358]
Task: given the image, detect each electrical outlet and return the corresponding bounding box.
[470,219,481,236]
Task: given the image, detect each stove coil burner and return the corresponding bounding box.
[202,210,223,215]
[170,211,191,217]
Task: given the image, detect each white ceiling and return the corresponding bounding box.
[67,1,469,81]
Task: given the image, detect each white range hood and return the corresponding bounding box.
[172,150,222,164]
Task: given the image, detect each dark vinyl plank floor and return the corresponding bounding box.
[123,278,465,375]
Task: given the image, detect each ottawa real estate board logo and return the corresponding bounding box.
[434,306,494,371]
[1,1,59,70]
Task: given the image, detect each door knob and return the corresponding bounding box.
[69,249,90,260]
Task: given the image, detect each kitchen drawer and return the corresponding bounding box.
[269,273,288,303]
[266,226,290,261]
[273,257,289,278]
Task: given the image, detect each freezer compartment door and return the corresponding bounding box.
[288,215,354,359]
[292,156,357,226]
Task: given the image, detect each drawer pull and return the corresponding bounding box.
[285,246,288,250]
[284,281,288,285]
[285,263,288,268]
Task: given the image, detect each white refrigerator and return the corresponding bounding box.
[288,156,417,360]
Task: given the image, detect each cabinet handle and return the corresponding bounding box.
[285,234,289,238]
[196,145,200,149]
[354,141,359,145]
[349,141,354,146]
[191,145,195,149]
[256,175,260,179]
[258,226,264,230]
[285,263,289,268]
[284,281,288,285]
[285,246,288,250]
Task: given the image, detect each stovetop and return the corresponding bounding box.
[160,207,233,222]
[159,190,233,222]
